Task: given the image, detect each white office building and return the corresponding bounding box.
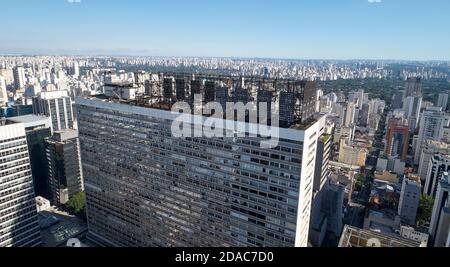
[0,120,42,247]
[13,66,26,90]
[0,76,7,107]
[414,107,450,165]
[32,90,74,131]
[418,140,450,181]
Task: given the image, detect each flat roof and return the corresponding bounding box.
[339,225,421,247]
[7,114,50,124]
[39,207,88,247]
[76,96,321,142]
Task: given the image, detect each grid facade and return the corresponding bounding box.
[76,98,321,247]
[0,123,41,247]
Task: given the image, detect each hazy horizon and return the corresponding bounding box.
[1,0,450,61]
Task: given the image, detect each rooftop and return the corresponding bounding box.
[405,173,421,184]
[339,225,421,247]
[92,72,319,128]
[7,114,48,124]
[38,207,88,247]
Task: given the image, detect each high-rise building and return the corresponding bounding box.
[0,120,42,247]
[313,134,331,195]
[437,93,449,111]
[32,91,75,131]
[368,99,385,116]
[403,96,422,132]
[404,77,422,98]
[418,140,450,181]
[215,86,229,111]
[398,174,421,225]
[175,78,186,101]
[308,129,331,247]
[321,182,344,238]
[73,61,80,78]
[358,103,370,127]
[429,172,450,247]
[257,90,273,123]
[309,180,344,247]
[232,87,250,104]
[7,115,52,198]
[44,129,84,205]
[163,77,174,102]
[424,154,450,197]
[392,91,405,110]
[0,68,13,86]
[414,107,450,165]
[385,117,410,161]
[13,66,26,90]
[204,80,216,103]
[344,102,356,127]
[76,93,324,247]
[0,76,7,107]
[190,79,202,104]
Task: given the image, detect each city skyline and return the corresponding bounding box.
[1,0,450,60]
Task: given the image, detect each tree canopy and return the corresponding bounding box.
[417,194,434,227]
[67,191,86,214]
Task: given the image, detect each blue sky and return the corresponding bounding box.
[1,0,449,60]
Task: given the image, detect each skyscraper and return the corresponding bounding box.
[392,91,404,110]
[7,115,52,198]
[215,86,229,111]
[175,78,186,101]
[13,66,26,90]
[0,120,42,247]
[257,90,273,123]
[76,78,323,247]
[429,172,450,247]
[437,93,449,111]
[403,96,422,132]
[204,80,216,103]
[190,79,202,105]
[404,77,422,98]
[344,102,356,127]
[398,174,421,225]
[417,140,450,181]
[32,91,75,131]
[0,76,7,107]
[414,107,450,165]
[73,61,80,78]
[44,129,84,205]
[424,154,450,198]
[385,117,410,161]
[163,77,174,102]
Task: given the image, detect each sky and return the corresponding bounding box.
[1,0,449,60]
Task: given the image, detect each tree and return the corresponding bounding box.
[67,191,86,214]
[417,194,434,227]
[354,173,365,190]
